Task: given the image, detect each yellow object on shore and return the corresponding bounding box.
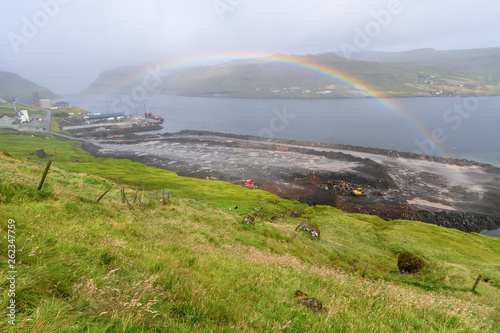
[352,188,363,196]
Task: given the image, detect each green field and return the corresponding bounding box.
[1,130,499,332]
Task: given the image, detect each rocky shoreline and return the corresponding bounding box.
[286,170,500,234]
[80,130,500,236]
[174,130,491,168]
[418,211,500,234]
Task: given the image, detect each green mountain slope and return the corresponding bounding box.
[154,55,458,98]
[0,71,59,102]
[82,49,500,98]
[350,47,500,79]
[1,131,499,332]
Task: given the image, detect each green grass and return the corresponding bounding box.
[1,131,499,332]
[0,104,43,118]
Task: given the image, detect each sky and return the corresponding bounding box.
[2,0,500,93]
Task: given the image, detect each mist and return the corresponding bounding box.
[2,0,500,93]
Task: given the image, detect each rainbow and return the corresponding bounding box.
[86,52,446,155]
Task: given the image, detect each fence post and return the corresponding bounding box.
[96,187,113,203]
[362,264,369,278]
[123,191,133,210]
[37,160,52,190]
[133,188,139,204]
[471,275,482,292]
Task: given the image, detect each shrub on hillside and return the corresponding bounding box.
[398,251,427,274]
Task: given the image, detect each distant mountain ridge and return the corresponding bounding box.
[348,47,500,77]
[0,71,59,102]
[82,47,500,98]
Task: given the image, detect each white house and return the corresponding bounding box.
[19,110,30,123]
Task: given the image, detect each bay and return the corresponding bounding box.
[55,94,500,238]
[57,94,500,167]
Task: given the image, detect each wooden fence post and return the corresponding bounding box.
[162,190,168,204]
[37,160,52,190]
[471,275,482,292]
[96,187,113,203]
[123,191,133,210]
[133,188,139,204]
[362,264,369,278]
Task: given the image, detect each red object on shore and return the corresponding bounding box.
[244,179,254,185]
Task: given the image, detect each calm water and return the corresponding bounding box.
[56,94,500,237]
[57,94,500,166]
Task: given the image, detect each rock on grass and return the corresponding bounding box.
[295,220,320,239]
[298,298,326,313]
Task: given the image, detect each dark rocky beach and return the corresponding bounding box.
[80,130,500,235]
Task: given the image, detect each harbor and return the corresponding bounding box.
[59,111,164,137]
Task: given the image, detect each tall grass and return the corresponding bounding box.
[0,133,499,332]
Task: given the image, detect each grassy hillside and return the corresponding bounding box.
[0,71,59,102]
[1,130,499,332]
[351,47,500,80]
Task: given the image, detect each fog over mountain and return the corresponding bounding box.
[0,71,58,101]
[81,49,500,99]
[2,0,500,94]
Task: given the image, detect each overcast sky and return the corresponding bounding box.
[2,0,500,93]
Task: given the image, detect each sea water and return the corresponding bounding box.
[58,94,500,166]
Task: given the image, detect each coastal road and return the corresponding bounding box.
[42,108,51,132]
